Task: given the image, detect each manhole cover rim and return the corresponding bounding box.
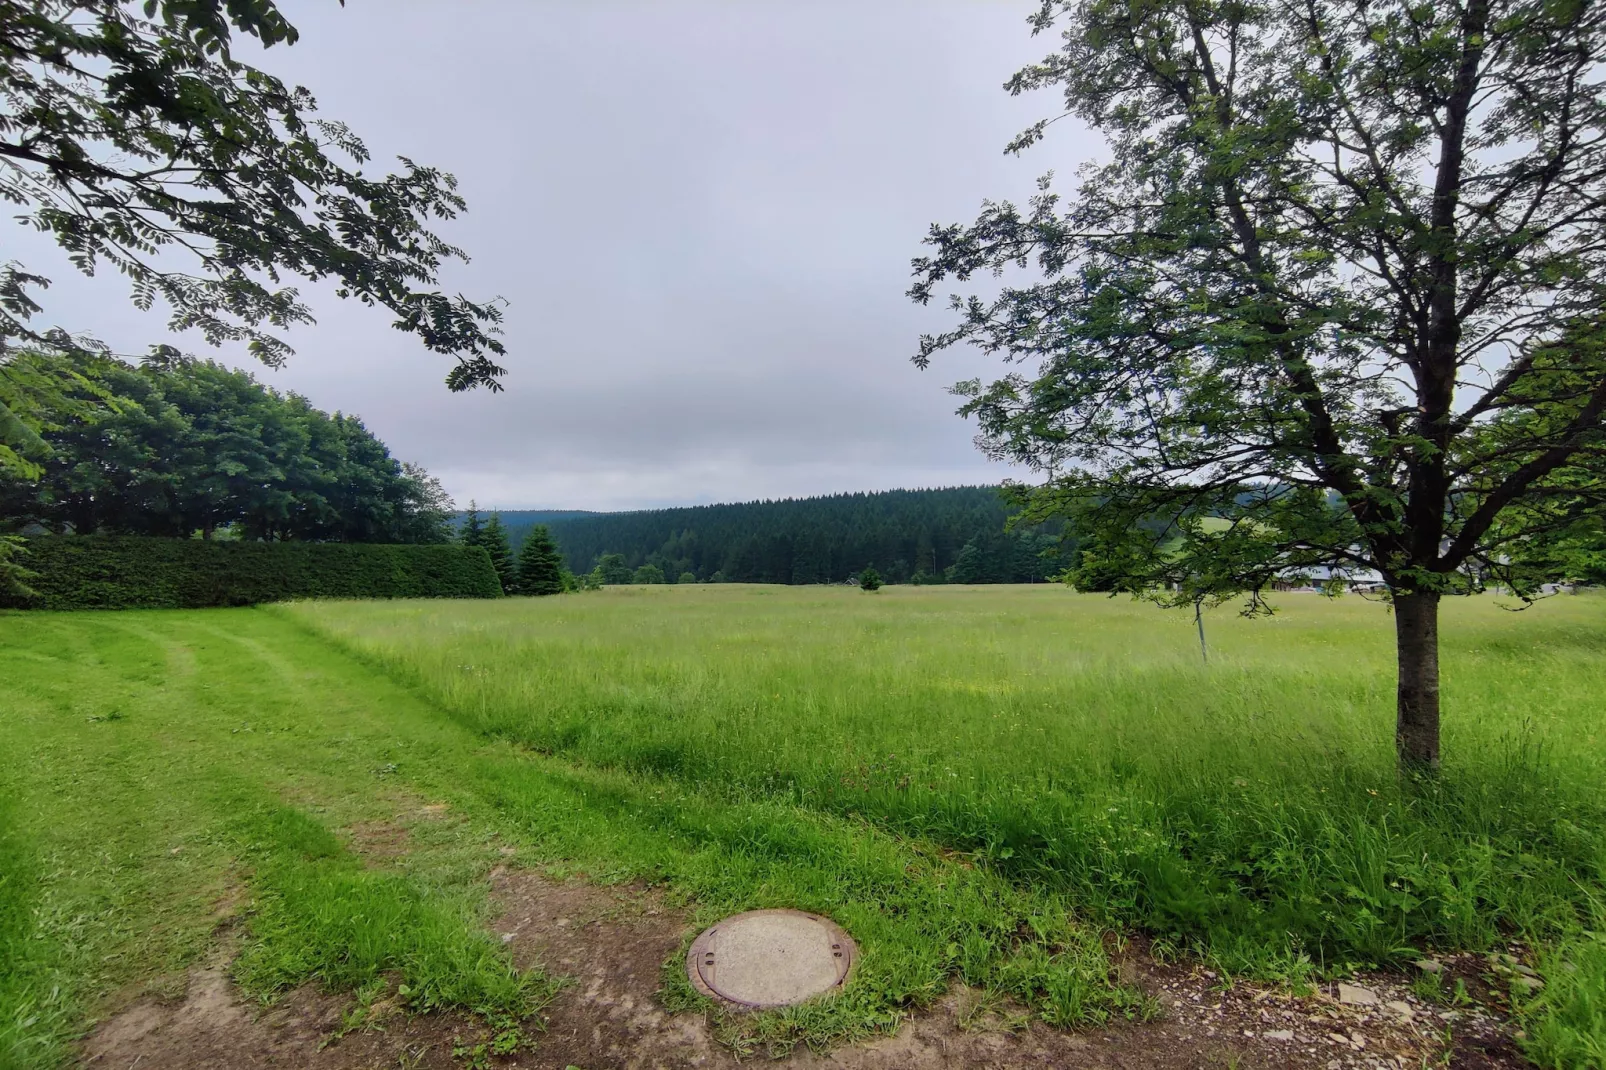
[686,908,857,1010]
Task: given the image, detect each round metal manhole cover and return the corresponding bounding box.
[686,909,856,1009]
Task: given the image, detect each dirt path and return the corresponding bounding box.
[82,866,1525,1070]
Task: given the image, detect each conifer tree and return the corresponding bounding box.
[460,501,484,548]
[480,513,514,593]
[516,524,565,596]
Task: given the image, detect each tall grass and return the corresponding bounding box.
[286,586,1606,975]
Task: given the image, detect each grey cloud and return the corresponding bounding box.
[13,0,1103,510]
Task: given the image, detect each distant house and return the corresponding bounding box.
[1272,565,1386,593]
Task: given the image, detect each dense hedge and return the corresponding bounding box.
[3,536,501,610]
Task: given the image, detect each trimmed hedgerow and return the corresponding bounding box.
[4,536,500,610]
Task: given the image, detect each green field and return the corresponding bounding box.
[2,586,1604,1067]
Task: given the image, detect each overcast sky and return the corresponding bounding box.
[17,1,1104,511]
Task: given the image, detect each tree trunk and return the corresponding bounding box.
[1394,590,1441,770]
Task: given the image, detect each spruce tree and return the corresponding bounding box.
[480,513,514,593]
[516,525,565,596]
[460,501,484,548]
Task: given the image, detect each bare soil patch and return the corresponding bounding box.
[83,869,1526,1070]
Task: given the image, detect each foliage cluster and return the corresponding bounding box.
[458,504,514,592]
[0,352,456,544]
[4,535,499,610]
[631,562,666,585]
[513,525,566,596]
[912,0,1606,605]
[0,0,506,390]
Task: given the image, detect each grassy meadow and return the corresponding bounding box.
[295,586,1606,957]
[1,585,1603,1067]
[287,585,1606,1061]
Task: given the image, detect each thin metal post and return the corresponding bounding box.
[1195,600,1208,663]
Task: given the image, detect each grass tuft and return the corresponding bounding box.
[1521,905,1606,1068]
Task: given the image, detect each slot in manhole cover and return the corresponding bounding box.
[686,909,856,1009]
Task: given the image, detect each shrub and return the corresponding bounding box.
[2,536,500,610]
[596,553,632,585]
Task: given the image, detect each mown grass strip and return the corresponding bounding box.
[0,611,550,1067]
[0,800,67,1070]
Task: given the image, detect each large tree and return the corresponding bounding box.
[910,0,1606,768]
[0,1,506,390]
[0,351,459,543]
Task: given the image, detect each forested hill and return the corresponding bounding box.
[539,486,1063,585]
[457,510,598,548]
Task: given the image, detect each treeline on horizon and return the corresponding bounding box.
[0,351,455,544]
[498,487,1068,586]
[0,352,1064,589]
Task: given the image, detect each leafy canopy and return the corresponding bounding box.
[910,0,1606,607]
[631,562,666,585]
[0,0,506,390]
[0,350,456,543]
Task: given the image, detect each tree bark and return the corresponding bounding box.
[1394,591,1441,770]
